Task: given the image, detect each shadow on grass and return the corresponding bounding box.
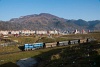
[0,62,19,67]
[1,41,100,67]
[33,41,100,67]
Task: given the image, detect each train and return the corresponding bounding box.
[24,38,96,51]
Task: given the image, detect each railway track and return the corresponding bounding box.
[0,38,96,55]
[0,51,22,55]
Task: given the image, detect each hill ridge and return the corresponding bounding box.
[0,13,100,31]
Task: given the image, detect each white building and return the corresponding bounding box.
[73,29,80,34]
[35,31,47,34]
[0,31,8,35]
[82,29,87,34]
[10,31,19,34]
[48,30,59,34]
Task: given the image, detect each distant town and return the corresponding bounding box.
[0,29,90,37]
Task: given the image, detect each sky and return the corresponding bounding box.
[0,0,100,21]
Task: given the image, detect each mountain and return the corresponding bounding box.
[0,13,100,31]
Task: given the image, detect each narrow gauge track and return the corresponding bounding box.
[0,38,95,55]
[0,50,37,55]
[0,51,22,55]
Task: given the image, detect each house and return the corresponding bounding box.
[0,31,8,35]
[35,31,47,34]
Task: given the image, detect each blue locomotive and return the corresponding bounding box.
[24,43,44,51]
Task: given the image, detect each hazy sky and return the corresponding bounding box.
[0,0,100,21]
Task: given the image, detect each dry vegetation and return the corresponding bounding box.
[0,32,100,67]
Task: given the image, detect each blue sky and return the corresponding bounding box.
[0,0,100,21]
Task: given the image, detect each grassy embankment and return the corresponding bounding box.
[0,32,100,67]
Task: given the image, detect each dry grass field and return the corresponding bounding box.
[0,32,100,67]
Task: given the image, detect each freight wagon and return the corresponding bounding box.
[70,40,79,44]
[58,41,69,46]
[87,38,96,42]
[80,39,87,43]
[44,42,57,48]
